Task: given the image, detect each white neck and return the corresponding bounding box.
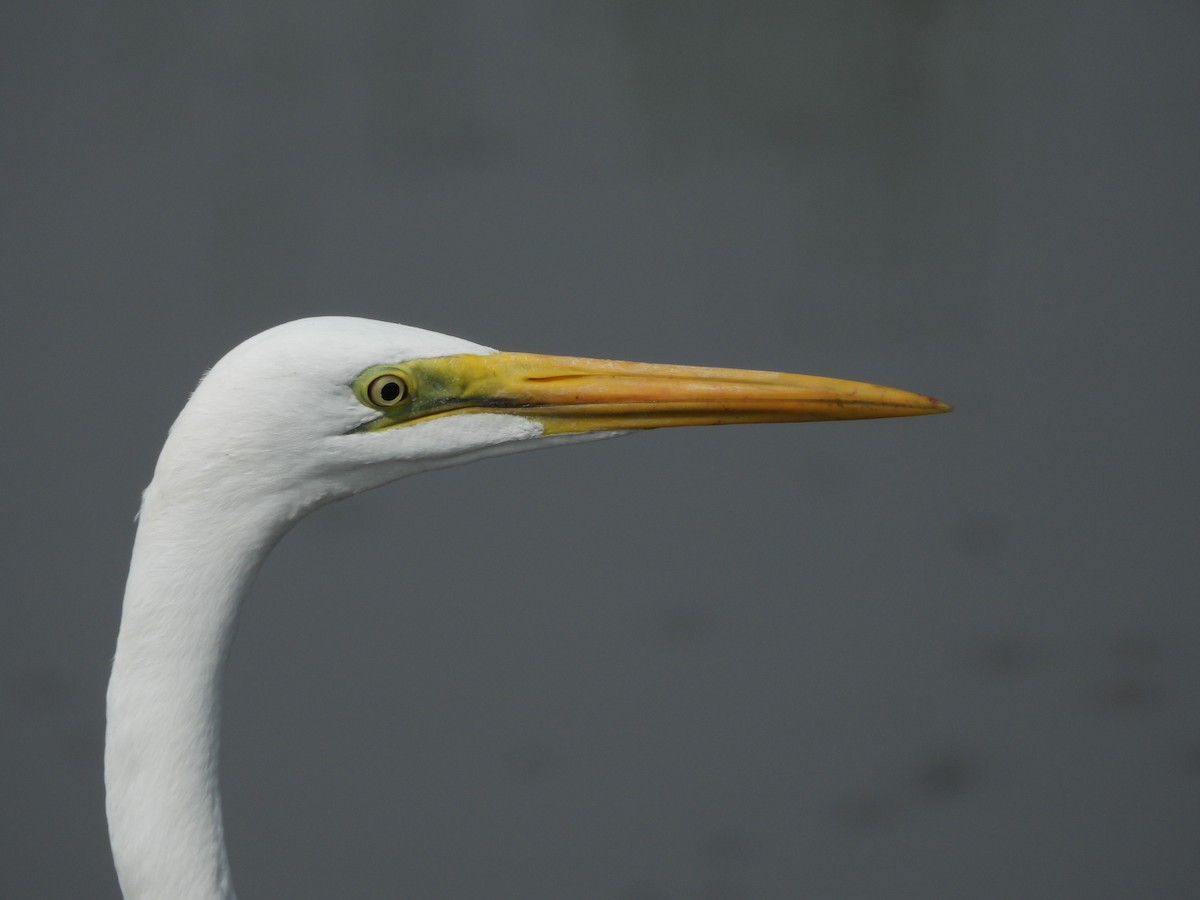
[105,480,293,900]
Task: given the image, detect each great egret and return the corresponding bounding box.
[105,316,949,899]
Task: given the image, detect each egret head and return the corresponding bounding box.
[152,316,949,518]
[110,314,950,900]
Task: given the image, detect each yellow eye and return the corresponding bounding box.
[366,373,408,407]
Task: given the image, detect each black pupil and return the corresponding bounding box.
[379,380,402,402]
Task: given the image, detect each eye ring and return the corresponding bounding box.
[366,373,409,408]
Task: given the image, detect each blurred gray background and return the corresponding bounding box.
[3,2,1198,897]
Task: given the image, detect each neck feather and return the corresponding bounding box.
[105,482,292,900]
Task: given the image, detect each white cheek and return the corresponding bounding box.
[345,404,381,433]
[363,412,545,462]
[414,413,544,456]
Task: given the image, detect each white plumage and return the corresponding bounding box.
[106,317,947,898]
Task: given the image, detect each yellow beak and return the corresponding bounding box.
[362,352,951,434]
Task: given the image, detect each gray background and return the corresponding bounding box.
[3,2,1198,897]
